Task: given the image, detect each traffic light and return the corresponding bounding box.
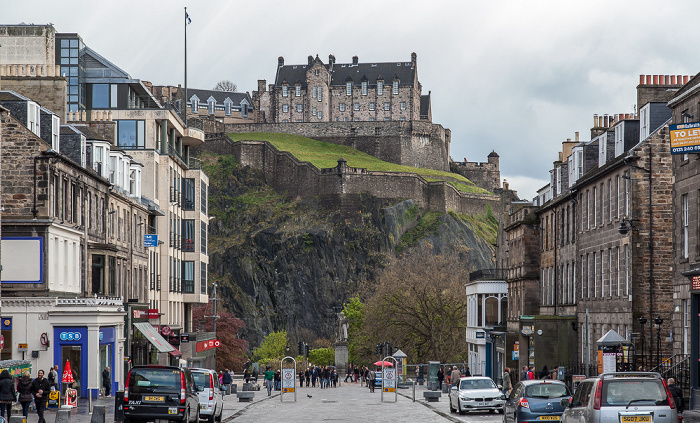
[305,344,310,356]
[298,341,303,355]
[386,342,393,356]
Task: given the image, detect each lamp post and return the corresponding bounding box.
[638,316,647,369]
[654,315,663,369]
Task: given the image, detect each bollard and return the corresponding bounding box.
[55,409,72,423]
[231,384,237,394]
[412,381,416,402]
[9,416,26,423]
[91,405,106,423]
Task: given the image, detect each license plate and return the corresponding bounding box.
[200,405,206,410]
[477,402,485,406]
[168,408,178,415]
[144,396,164,402]
[620,416,652,422]
[539,417,560,421]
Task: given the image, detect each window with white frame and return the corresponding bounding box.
[400,101,406,110]
[339,103,346,111]
[346,82,352,95]
[312,107,317,116]
[586,190,590,230]
[312,86,317,98]
[593,187,597,227]
[608,180,612,222]
[581,255,585,298]
[27,102,40,136]
[318,111,322,119]
[625,171,629,216]
[594,252,598,297]
[225,101,231,116]
[295,85,301,96]
[318,89,322,102]
[191,98,199,113]
[587,253,591,298]
[625,244,629,296]
[282,85,288,97]
[297,104,302,112]
[616,175,621,219]
[282,104,289,113]
[572,262,576,304]
[601,249,605,297]
[608,248,612,296]
[600,183,604,224]
[208,99,215,115]
[369,102,375,111]
[362,81,368,95]
[683,193,689,258]
[354,103,359,111]
[384,102,390,111]
[683,299,689,354]
[377,80,383,95]
[616,247,620,296]
[393,80,399,94]
[614,123,624,157]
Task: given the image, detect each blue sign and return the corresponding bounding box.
[144,234,158,247]
[59,332,82,341]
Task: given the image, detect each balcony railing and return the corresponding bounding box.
[182,280,195,294]
[469,269,507,282]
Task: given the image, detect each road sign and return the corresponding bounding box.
[383,367,396,392]
[282,368,295,393]
[144,234,158,247]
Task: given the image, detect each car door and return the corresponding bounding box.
[564,381,591,423]
[504,383,523,423]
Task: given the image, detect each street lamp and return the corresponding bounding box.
[654,316,663,369]
[638,316,647,369]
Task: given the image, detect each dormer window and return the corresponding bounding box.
[207,97,215,115]
[225,101,231,116]
[282,85,288,97]
[27,101,40,137]
[191,97,199,113]
[346,82,352,96]
[241,104,248,118]
[51,115,61,151]
[393,80,399,95]
[129,163,142,198]
[362,81,368,95]
[377,81,383,95]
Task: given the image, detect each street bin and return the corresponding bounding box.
[114,391,124,422]
[442,381,449,393]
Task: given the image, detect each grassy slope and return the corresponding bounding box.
[227,132,491,194]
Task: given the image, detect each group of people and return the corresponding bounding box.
[297,366,338,389]
[436,365,472,388]
[0,368,57,423]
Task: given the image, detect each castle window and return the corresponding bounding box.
[344,117,348,121]
[354,118,360,121]
[400,101,406,110]
[400,117,406,121]
[384,102,390,110]
[297,104,303,112]
[335,117,339,121]
[369,102,375,111]
[283,104,289,113]
[362,81,368,95]
[369,118,374,121]
[393,80,399,94]
[354,103,360,111]
[339,103,346,112]
[384,117,390,121]
[346,82,352,96]
[318,89,322,102]
[318,111,323,119]
[313,107,317,115]
[295,85,301,96]
[377,81,383,95]
[313,87,317,98]
[283,119,289,123]
[315,69,319,76]
[282,85,288,97]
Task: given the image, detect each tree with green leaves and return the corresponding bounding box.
[307,348,334,366]
[342,296,372,363]
[252,331,289,361]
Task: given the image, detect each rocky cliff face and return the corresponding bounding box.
[204,154,496,349]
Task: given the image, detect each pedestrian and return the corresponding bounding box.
[311,367,317,387]
[520,366,528,382]
[539,365,549,379]
[464,366,471,377]
[298,369,304,388]
[31,369,51,423]
[353,365,359,383]
[344,365,353,383]
[264,366,274,396]
[668,377,683,412]
[437,366,444,389]
[367,368,376,392]
[222,369,232,395]
[450,366,461,387]
[502,367,512,396]
[274,370,281,391]
[47,365,57,389]
[527,366,535,380]
[252,367,259,383]
[17,370,33,418]
[0,369,16,420]
[243,368,250,383]
[304,368,310,387]
[102,366,111,397]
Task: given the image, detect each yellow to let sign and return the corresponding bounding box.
[383,387,395,392]
[283,388,294,393]
[670,122,700,154]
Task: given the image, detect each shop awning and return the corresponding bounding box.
[133,322,175,353]
[169,346,183,357]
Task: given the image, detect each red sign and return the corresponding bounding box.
[148,309,159,319]
[196,339,221,352]
[133,309,148,319]
[692,276,700,291]
[161,326,172,336]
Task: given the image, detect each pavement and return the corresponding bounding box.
[26,380,503,423]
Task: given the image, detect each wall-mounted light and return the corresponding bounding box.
[682,112,694,120]
[618,218,639,235]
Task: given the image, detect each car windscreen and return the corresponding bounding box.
[602,380,669,406]
[524,383,570,398]
[460,379,496,390]
[192,372,212,388]
[130,369,181,393]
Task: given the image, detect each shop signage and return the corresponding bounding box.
[692,276,700,291]
[521,326,534,336]
[670,122,700,154]
[148,309,159,319]
[18,343,28,351]
[282,368,295,393]
[196,339,221,353]
[132,309,148,319]
[2,319,12,330]
[180,334,190,343]
[59,332,82,341]
[144,234,158,247]
[161,326,172,336]
[1,335,4,349]
[475,332,485,339]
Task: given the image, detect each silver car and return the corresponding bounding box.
[449,376,505,415]
[561,372,678,423]
[189,368,224,423]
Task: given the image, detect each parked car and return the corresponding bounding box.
[189,368,224,423]
[449,376,505,415]
[123,365,200,423]
[560,372,678,423]
[504,379,571,423]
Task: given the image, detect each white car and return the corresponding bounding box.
[448,376,505,415]
[189,368,224,423]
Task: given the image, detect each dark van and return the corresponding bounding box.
[123,365,200,423]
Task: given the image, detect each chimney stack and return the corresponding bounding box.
[328,54,335,65]
[257,79,267,93]
[575,132,580,142]
[278,56,284,67]
[352,55,358,66]
[411,52,417,67]
[308,55,314,66]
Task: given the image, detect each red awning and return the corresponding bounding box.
[169,347,183,357]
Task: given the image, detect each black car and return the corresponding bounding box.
[123,365,200,423]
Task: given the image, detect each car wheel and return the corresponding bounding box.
[206,411,214,423]
[457,399,466,415]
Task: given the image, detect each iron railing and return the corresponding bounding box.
[469,268,507,281]
[650,354,690,395]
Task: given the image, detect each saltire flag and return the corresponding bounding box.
[186,11,192,25]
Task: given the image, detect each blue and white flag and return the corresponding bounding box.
[186,11,192,25]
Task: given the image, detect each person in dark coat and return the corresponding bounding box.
[31,369,51,423]
[17,371,33,417]
[102,366,111,397]
[437,366,444,389]
[222,369,232,395]
[668,378,683,412]
[0,369,17,420]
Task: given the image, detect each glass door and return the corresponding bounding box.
[61,345,81,391]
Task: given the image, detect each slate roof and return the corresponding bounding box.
[275,56,415,88]
[186,88,251,108]
[0,91,30,102]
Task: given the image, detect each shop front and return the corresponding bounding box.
[53,326,88,397]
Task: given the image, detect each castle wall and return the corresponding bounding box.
[209,137,497,215]
[224,120,450,172]
[451,161,500,193]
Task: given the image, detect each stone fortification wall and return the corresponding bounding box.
[202,136,498,215]
[224,120,450,172]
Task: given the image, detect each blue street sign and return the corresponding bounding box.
[144,234,158,247]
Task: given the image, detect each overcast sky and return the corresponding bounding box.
[5,0,698,199]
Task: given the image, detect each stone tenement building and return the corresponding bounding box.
[239,53,453,173]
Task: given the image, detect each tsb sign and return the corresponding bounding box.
[59,332,82,341]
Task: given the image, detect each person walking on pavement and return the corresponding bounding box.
[527,366,535,380]
[102,366,111,397]
[668,378,683,413]
[222,369,232,395]
[367,368,376,392]
[520,366,528,382]
[47,365,56,390]
[304,368,310,387]
[437,366,444,390]
[450,366,461,387]
[31,369,51,423]
[264,366,274,396]
[17,371,33,418]
[502,367,512,396]
[0,369,17,420]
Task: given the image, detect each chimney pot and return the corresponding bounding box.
[352,55,358,65]
[594,114,599,127]
[670,75,676,84]
[653,75,659,84]
[278,56,284,67]
[646,75,652,84]
[660,75,665,84]
[308,55,314,66]
[575,131,580,142]
[684,75,690,84]
[640,75,645,85]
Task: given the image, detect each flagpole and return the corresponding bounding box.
[184,7,188,128]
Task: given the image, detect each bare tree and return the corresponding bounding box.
[213,80,237,92]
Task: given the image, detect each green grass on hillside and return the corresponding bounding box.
[227,132,491,194]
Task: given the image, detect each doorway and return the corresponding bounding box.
[61,345,81,391]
